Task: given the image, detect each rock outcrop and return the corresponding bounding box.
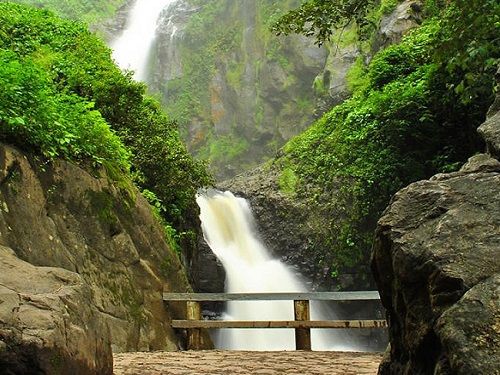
[372,72,500,374]
[0,246,112,374]
[0,143,210,369]
[373,0,423,52]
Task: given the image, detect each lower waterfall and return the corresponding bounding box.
[196,190,357,351]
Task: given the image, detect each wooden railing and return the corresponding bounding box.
[163,291,387,350]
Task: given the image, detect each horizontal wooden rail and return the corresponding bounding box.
[163,291,385,350]
[172,319,387,329]
[163,291,381,302]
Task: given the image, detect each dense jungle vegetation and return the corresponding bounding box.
[7,0,127,26]
[272,0,499,280]
[0,2,213,252]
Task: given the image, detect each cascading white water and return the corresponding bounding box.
[111,0,177,81]
[196,190,357,351]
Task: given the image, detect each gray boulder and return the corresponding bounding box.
[0,246,112,374]
[372,77,500,373]
[0,143,206,353]
[373,0,423,52]
[478,68,500,159]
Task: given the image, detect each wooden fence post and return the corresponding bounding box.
[294,300,311,350]
[186,301,202,350]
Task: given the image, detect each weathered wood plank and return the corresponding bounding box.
[171,319,388,329]
[294,300,311,350]
[186,301,202,350]
[163,291,381,302]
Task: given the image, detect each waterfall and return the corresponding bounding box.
[110,0,178,81]
[196,190,357,351]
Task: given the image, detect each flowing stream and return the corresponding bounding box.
[196,190,356,351]
[111,0,177,81]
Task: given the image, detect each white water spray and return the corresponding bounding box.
[111,0,177,81]
[196,190,356,351]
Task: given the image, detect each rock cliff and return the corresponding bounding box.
[371,70,500,374]
[148,0,328,179]
[0,143,208,372]
[145,0,423,179]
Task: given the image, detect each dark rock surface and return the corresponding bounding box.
[0,143,210,357]
[219,165,337,292]
[435,275,499,374]
[372,82,500,374]
[478,68,500,159]
[0,245,112,374]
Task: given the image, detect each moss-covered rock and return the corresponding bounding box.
[0,143,211,352]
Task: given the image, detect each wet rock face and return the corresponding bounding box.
[373,0,423,52]
[217,165,375,292]
[0,143,197,354]
[372,85,500,374]
[0,246,112,374]
[153,0,198,84]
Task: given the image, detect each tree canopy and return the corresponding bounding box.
[272,0,375,45]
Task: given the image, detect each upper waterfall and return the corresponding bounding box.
[111,0,178,81]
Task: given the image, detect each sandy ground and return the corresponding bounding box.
[113,350,383,375]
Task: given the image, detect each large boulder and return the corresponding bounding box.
[372,82,500,374]
[478,68,500,159]
[0,246,112,374]
[0,143,206,353]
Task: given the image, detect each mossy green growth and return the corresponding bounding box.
[197,134,249,168]
[278,166,298,196]
[277,3,497,282]
[87,190,120,230]
[345,55,369,93]
[8,0,127,27]
[0,3,213,230]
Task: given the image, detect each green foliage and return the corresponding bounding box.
[367,21,438,90]
[142,189,182,255]
[278,166,298,196]
[377,0,400,16]
[0,14,129,171]
[7,0,126,26]
[272,0,376,46]
[278,2,498,281]
[432,0,499,106]
[0,3,212,232]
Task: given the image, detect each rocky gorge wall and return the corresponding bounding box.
[148,0,327,179]
[371,69,500,374]
[0,144,209,373]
